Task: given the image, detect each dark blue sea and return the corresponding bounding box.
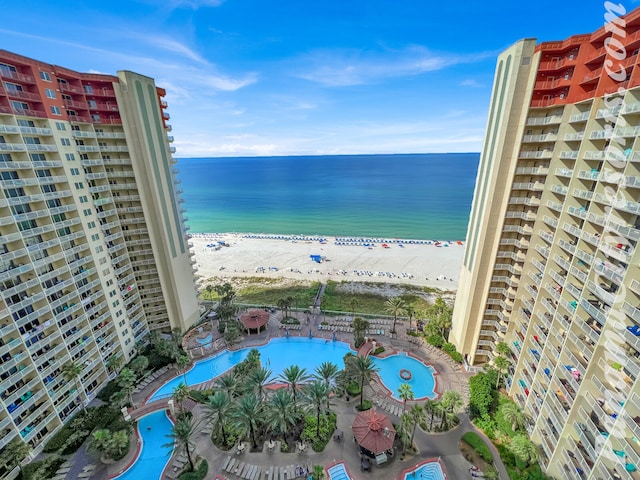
[177,153,479,240]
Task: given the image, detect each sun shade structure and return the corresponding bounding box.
[351,409,396,455]
[239,310,270,333]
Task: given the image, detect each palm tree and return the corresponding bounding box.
[62,362,86,412]
[117,368,137,407]
[246,366,272,400]
[311,464,325,480]
[215,374,237,397]
[265,389,298,440]
[496,341,511,358]
[90,429,112,457]
[508,435,539,466]
[493,355,511,388]
[205,284,214,301]
[428,297,453,337]
[423,399,438,431]
[304,379,330,437]
[205,391,231,445]
[173,383,191,414]
[176,354,190,385]
[501,401,529,432]
[164,416,200,472]
[278,365,310,405]
[404,304,417,331]
[408,404,426,446]
[109,430,129,460]
[398,383,415,415]
[346,355,379,410]
[440,391,463,414]
[351,317,370,348]
[231,394,262,449]
[314,361,339,408]
[399,412,413,456]
[106,355,123,374]
[385,297,406,334]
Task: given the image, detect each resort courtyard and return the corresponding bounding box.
[52,308,500,480]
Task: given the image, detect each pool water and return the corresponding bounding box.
[327,462,351,480]
[114,410,174,480]
[371,353,437,399]
[404,461,446,480]
[149,337,436,402]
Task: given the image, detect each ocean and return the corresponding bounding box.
[177,153,479,240]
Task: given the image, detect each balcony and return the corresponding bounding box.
[559,150,579,159]
[518,150,553,159]
[555,168,574,178]
[522,133,558,143]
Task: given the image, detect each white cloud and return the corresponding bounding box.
[293,45,495,87]
[459,79,484,88]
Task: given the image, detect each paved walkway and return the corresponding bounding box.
[79,312,509,480]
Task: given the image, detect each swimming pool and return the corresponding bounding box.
[327,462,352,480]
[148,337,436,402]
[371,352,437,399]
[403,460,446,480]
[113,410,174,480]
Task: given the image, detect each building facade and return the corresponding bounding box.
[450,8,640,479]
[0,50,199,464]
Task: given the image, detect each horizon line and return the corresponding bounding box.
[177,152,481,160]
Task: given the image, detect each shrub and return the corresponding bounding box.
[426,335,444,348]
[372,346,385,355]
[441,342,456,354]
[461,432,493,463]
[449,351,463,363]
[346,382,361,396]
[301,412,337,452]
[18,457,65,480]
[356,400,372,411]
[178,460,208,480]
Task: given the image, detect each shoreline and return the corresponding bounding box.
[190,232,465,290]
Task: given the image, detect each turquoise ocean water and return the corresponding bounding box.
[177,153,479,240]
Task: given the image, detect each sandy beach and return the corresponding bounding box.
[190,233,465,290]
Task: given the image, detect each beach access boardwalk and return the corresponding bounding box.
[85,306,507,480]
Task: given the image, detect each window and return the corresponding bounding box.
[0,63,17,76]
[11,101,29,111]
[79,195,88,203]
[71,168,80,176]
[55,122,66,131]
[41,184,56,193]
[0,154,11,162]
[82,208,91,216]
[45,88,56,99]
[50,106,61,115]
[95,245,103,253]
[60,138,71,146]
[74,182,84,189]
[24,137,41,145]
[91,233,99,241]
[84,85,93,94]
[35,169,51,177]
[88,100,97,109]
[39,71,51,81]
[5,83,23,93]
[87,221,95,229]
[65,153,75,161]
[1,171,19,180]
[29,153,46,162]
[91,114,101,122]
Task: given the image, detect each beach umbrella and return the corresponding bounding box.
[351,409,395,455]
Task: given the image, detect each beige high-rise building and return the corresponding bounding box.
[0,49,199,463]
[450,8,640,479]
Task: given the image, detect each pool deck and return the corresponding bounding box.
[85,311,509,480]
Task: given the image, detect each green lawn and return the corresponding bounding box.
[320,280,434,315]
[235,280,321,309]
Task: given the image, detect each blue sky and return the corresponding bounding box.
[1,0,632,156]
